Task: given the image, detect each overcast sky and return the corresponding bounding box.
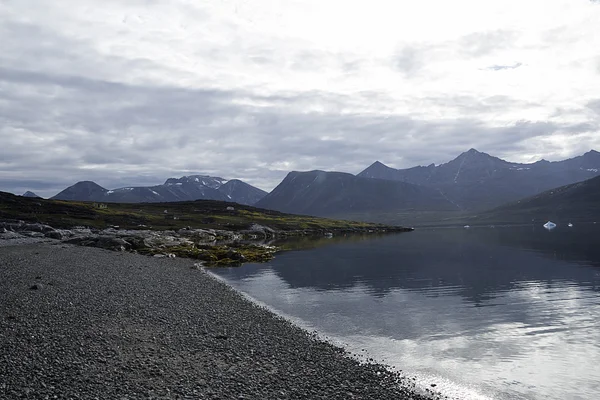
[1,0,600,197]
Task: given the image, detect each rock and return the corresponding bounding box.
[22,223,54,233]
[29,283,44,290]
[20,232,45,238]
[226,250,246,262]
[0,231,22,240]
[96,237,131,251]
[64,236,131,251]
[45,231,64,240]
[71,227,93,235]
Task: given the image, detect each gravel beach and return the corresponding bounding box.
[1,243,433,399]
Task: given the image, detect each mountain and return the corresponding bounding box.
[52,181,108,202]
[474,175,600,224]
[51,175,267,205]
[22,191,41,198]
[358,149,600,211]
[218,179,268,205]
[255,170,457,217]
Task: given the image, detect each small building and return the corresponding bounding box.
[226,206,235,211]
[93,203,108,209]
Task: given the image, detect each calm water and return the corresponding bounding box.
[212,225,600,400]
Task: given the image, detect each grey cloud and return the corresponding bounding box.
[394,46,425,77]
[485,63,523,71]
[2,60,597,198]
[459,30,518,57]
[587,99,600,114]
[421,94,540,115]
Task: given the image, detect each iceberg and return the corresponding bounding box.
[543,221,557,230]
[464,225,471,229]
[568,223,573,227]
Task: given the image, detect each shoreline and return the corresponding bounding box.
[0,219,412,267]
[1,242,436,399]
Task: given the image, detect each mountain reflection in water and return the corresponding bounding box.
[213,226,600,400]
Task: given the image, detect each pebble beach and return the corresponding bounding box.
[0,243,433,399]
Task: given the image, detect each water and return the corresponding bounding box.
[212,225,600,399]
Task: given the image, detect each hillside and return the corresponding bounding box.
[0,190,406,233]
[255,170,457,217]
[470,175,600,224]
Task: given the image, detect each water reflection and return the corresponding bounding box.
[213,226,600,400]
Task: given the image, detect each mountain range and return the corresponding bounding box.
[51,175,267,206]
[17,149,600,224]
[358,149,600,211]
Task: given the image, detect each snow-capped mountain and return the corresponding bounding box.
[51,175,267,205]
[164,175,229,189]
[358,149,600,210]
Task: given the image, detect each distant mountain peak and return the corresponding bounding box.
[51,181,108,202]
[451,148,509,166]
[76,180,101,186]
[22,191,41,198]
[460,148,492,158]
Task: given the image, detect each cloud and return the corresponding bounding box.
[2,63,595,197]
[394,46,427,77]
[459,30,519,57]
[1,0,600,197]
[485,63,523,71]
[587,99,600,114]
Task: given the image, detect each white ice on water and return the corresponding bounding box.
[543,221,557,230]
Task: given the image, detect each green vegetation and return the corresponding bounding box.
[0,191,404,233]
[135,243,277,267]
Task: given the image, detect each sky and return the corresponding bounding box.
[1,0,600,197]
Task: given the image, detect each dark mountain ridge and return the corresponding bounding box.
[474,174,600,224]
[255,170,457,217]
[51,175,267,205]
[358,149,600,210]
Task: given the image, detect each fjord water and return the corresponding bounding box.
[212,226,600,400]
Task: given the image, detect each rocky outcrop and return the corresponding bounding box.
[1,219,409,266]
[0,220,75,243]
